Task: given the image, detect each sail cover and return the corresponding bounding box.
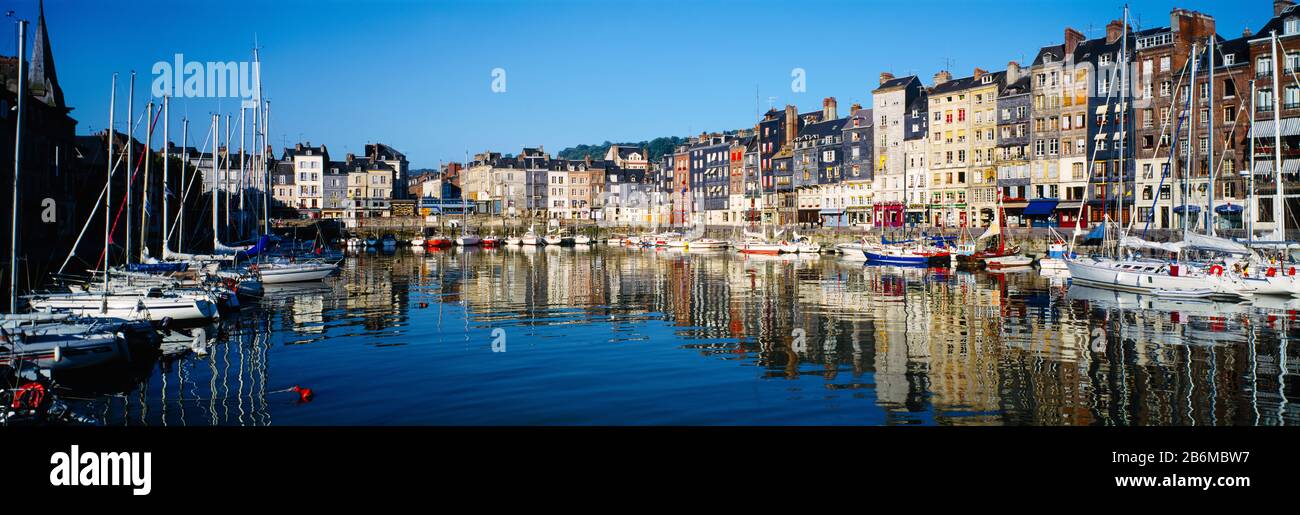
[1181,232,1252,255]
[1119,236,1182,253]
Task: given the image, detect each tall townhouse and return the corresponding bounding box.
[842,103,874,226]
[727,136,753,225]
[547,158,571,219]
[463,151,499,213]
[793,103,845,225]
[928,68,1004,228]
[286,143,328,212]
[671,145,690,225]
[759,104,822,224]
[812,115,847,227]
[967,69,1005,226]
[742,131,764,225]
[322,160,349,220]
[872,74,924,227]
[519,147,550,217]
[270,160,295,213]
[1194,35,1252,234]
[696,134,732,225]
[996,62,1034,226]
[794,98,841,224]
[1059,31,1093,229]
[1029,37,1071,226]
[1131,9,1218,232]
[366,143,409,200]
[565,159,596,221]
[1082,20,1137,227]
[903,92,930,225]
[1248,0,1300,238]
[489,156,526,217]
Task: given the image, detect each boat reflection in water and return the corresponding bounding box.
[59,247,1299,425]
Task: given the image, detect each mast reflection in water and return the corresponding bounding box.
[65,246,1299,425]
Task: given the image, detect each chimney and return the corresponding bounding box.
[933,70,952,86]
[1006,61,1021,83]
[1244,26,1254,37]
[295,143,303,151]
[823,97,838,120]
[973,67,987,80]
[1106,19,1124,44]
[784,104,798,146]
[879,72,895,85]
[850,103,862,112]
[346,152,355,163]
[1065,27,1085,56]
[1277,0,1295,16]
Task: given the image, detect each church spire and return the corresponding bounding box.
[29,0,65,109]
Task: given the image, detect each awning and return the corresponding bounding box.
[1215,203,1244,214]
[1055,201,1082,210]
[1023,198,1060,216]
[818,209,844,215]
[1172,204,1201,214]
[1251,159,1300,174]
[1250,117,1300,138]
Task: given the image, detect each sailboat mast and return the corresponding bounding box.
[223,113,231,239]
[211,114,219,251]
[1208,38,1216,236]
[180,118,188,253]
[104,74,117,310]
[9,20,25,312]
[141,101,153,258]
[162,96,170,258]
[239,107,246,240]
[1118,5,1128,231]
[1249,79,1256,238]
[126,72,135,265]
[263,100,271,236]
[1272,31,1285,241]
[1183,42,1197,240]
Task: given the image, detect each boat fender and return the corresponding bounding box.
[1268,267,1277,277]
[11,382,46,410]
[1208,265,1224,276]
[291,385,314,403]
[1290,267,1297,276]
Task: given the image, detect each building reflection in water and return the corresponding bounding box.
[67,247,1300,425]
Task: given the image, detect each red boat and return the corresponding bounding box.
[957,193,1019,268]
[481,236,501,247]
[425,237,453,248]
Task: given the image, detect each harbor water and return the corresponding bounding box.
[63,246,1300,425]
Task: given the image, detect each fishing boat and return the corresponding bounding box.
[1038,229,1071,271]
[542,232,563,245]
[793,233,821,254]
[985,254,1035,270]
[573,234,593,245]
[481,235,502,247]
[736,238,784,255]
[409,235,426,247]
[381,234,398,249]
[365,237,379,247]
[863,242,951,266]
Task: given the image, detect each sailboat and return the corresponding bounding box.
[521,224,542,245]
[454,193,480,246]
[981,194,1034,270]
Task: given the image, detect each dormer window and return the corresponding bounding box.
[981,75,994,84]
[1287,17,1299,35]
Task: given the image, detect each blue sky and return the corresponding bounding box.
[7,0,1264,168]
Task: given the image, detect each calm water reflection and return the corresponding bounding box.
[70,246,1300,425]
